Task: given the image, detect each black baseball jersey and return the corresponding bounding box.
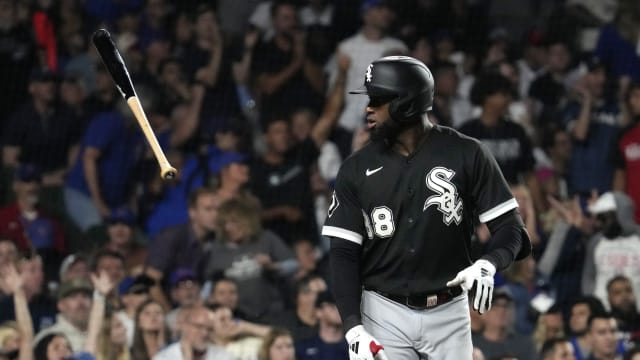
[322,125,517,296]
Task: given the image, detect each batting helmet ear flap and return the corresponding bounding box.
[389,89,431,123]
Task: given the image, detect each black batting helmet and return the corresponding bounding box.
[350,56,434,122]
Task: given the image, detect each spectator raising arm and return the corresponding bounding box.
[194,19,223,88]
[0,263,34,360]
[309,54,350,148]
[169,84,206,148]
[83,147,110,218]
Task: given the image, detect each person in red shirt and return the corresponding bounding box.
[614,82,640,223]
[0,164,65,275]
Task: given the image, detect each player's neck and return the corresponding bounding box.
[392,120,431,156]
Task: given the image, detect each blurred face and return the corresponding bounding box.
[364,5,394,31]
[269,335,295,360]
[185,308,215,351]
[12,179,39,206]
[547,342,575,360]
[29,80,56,104]
[273,4,297,36]
[294,241,317,271]
[110,316,127,346]
[570,303,591,335]
[215,131,240,152]
[19,258,44,295]
[95,71,113,93]
[0,0,15,26]
[63,260,88,282]
[146,39,170,62]
[60,81,85,106]
[628,88,640,117]
[222,163,249,185]
[585,68,606,97]
[160,61,182,85]
[173,280,201,307]
[484,91,511,113]
[547,44,570,73]
[608,279,636,313]
[189,193,221,232]
[195,10,216,39]
[211,307,235,341]
[107,223,133,247]
[411,37,432,65]
[551,130,571,161]
[210,280,238,310]
[0,241,17,266]
[121,291,149,313]
[290,110,314,141]
[265,120,291,154]
[46,335,72,360]
[589,318,618,357]
[58,292,92,329]
[483,298,512,330]
[146,0,166,20]
[97,256,125,284]
[222,214,250,243]
[138,302,164,332]
[435,68,458,97]
[542,313,564,340]
[175,14,192,43]
[316,303,342,327]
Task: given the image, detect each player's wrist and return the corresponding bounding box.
[475,259,496,274]
[345,325,365,343]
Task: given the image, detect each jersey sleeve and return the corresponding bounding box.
[470,140,518,223]
[321,162,366,245]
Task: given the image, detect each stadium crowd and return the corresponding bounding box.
[0,0,640,359]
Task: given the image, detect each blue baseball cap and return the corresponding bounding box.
[361,0,390,12]
[211,151,248,173]
[118,276,151,295]
[14,163,41,183]
[170,268,199,287]
[108,207,136,226]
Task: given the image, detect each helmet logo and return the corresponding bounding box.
[365,64,373,83]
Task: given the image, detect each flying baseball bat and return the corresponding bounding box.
[91,28,177,180]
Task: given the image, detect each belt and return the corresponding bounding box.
[369,286,463,310]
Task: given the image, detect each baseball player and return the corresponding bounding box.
[322,56,532,360]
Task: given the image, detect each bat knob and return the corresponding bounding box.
[161,167,177,180]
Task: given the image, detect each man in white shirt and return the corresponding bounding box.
[154,306,234,360]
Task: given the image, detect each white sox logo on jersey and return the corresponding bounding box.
[365,64,373,82]
[423,167,463,225]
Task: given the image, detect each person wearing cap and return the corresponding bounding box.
[471,287,536,360]
[0,163,66,263]
[115,275,151,347]
[102,207,147,274]
[59,253,89,283]
[582,191,640,311]
[1,68,81,185]
[33,278,93,352]
[561,55,621,196]
[166,268,202,335]
[294,290,348,360]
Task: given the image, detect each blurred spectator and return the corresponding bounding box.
[252,1,324,126]
[34,278,93,352]
[216,0,261,41]
[0,239,17,270]
[83,64,118,116]
[502,256,542,336]
[511,184,542,249]
[0,254,56,333]
[102,207,147,275]
[0,263,34,360]
[95,314,129,360]
[290,238,328,284]
[582,192,640,310]
[205,197,297,320]
[528,39,574,126]
[606,276,640,333]
[33,333,75,360]
[431,60,473,128]
[2,69,81,185]
[166,268,202,335]
[0,163,66,272]
[0,0,37,124]
[329,0,406,156]
[154,305,234,360]
[562,56,620,195]
[115,275,151,348]
[294,290,348,360]
[533,305,566,352]
[206,276,247,320]
[90,250,126,288]
[535,126,572,208]
[614,82,640,223]
[258,327,296,360]
[64,94,151,231]
[268,274,327,342]
[516,29,547,100]
[209,303,268,360]
[540,337,576,360]
[567,296,607,360]
[145,187,220,308]
[131,299,169,360]
[586,313,622,360]
[459,72,538,195]
[471,287,537,360]
[594,0,640,92]
[59,74,89,128]
[59,253,89,283]
[538,195,595,308]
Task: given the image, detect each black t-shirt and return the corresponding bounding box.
[250,138,320,244]
[458,118,535,184]
[2,102,81,172]
[0,24,36,127]
[0,294,57,333]
[322,126,516,295]
[251,38,323,123]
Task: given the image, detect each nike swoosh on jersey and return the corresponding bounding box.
[365,166,383,176]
